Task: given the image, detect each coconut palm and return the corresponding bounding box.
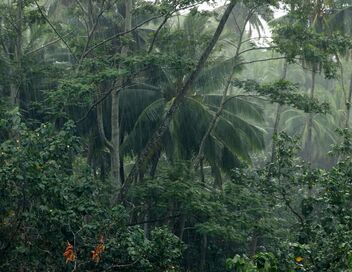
[326,2,352,128]
[280,80,343,166]
[120,11,265,182]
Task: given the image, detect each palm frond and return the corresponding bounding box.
[121,98,165,156]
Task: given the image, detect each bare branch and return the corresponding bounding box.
[281,189,305,227]
[147,13,171,54]
[236,56,288,66]
[238,46,277,56]
[82,14,164,59]
[25,32,73,55]
[33,0,78,63]
[76,1,107,70]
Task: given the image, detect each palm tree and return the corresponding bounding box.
[270,0,351,162]
[280,81,342,166]
[120,11,265,183]
[327,2,352,128]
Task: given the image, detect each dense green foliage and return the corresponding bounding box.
[1,0,352,271]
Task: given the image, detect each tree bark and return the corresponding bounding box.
[200,158,205,184]
[143,203,150,239]
[10,0,23,107]
[121,0,238,200]
[111,0,132,189]
[200,234,208,271]
[304,68,316,161]
[87,127,96,167]
[249,233,258,257]
[120,155,125,184]
[212,164,223,189]
[150,150,161,178]
[96,90,113,151]
[178,214,186,241]
[111,91,121,186]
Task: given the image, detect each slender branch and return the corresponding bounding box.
[75,82,130,125]
[106,260,138,270]
[222,94,268,106]
[231,9,241,32]
[33,0,78,63]
[127,214,182,226]
[82,14,164,58]
[236,56,289,66]
[75,0,88,17]
[240,36,272,45]
[25,32,73,55]
[82,3,200,58]
[193,72,234,168]
[281,189,305,227]
[147,13,171,54]
[76,1,107,71]
[75,0,89,31]
[238,46,277,56]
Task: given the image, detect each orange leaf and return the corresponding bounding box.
[63,242,76,263]
[91,236,105,263]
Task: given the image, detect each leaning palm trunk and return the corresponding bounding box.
[111,0,132,188]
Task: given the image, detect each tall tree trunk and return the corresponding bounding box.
[345,73,352,129]
[87,128,96,167]
[178,214,186,240]
[111,0,132,188]
[143,203,150,239]
[10,0,23,107]
[249,228,258,256]
[149,150,161,178]
[270,61,288,163]
[111,93,121,186]
[200,158,205,184]
[96,89,113,151]
[121,0,238,200]
[200,234,208,271]
[304,69,316,161]
[212,164,222,189]
[120,155,125,184]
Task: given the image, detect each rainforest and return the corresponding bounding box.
[1,0,352,271]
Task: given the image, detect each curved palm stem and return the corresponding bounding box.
[193,7,253,168]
